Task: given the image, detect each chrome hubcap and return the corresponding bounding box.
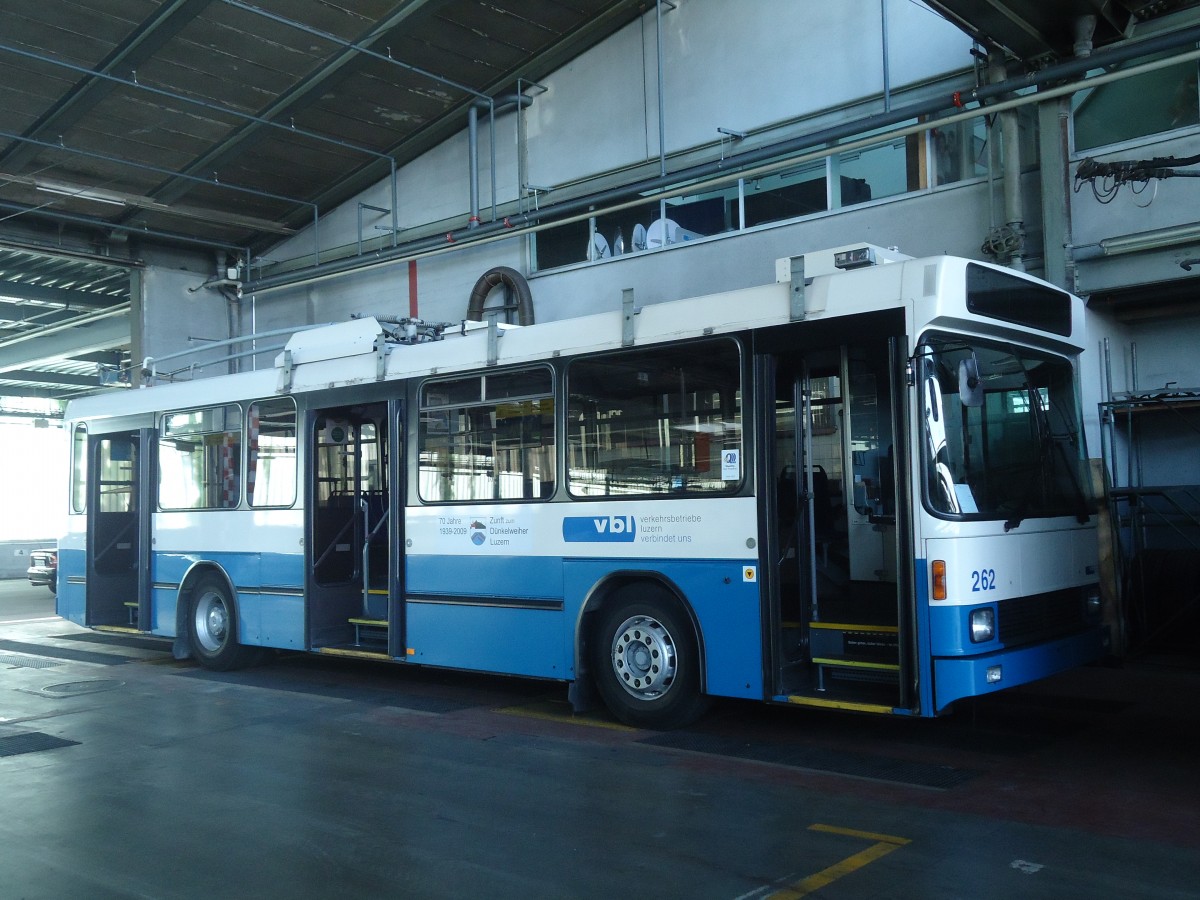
[611,614,677,700]
[194,591,229,653]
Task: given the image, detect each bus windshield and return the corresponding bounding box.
[920,334,1092,527]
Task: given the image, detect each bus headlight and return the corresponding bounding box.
[970,607,995,643]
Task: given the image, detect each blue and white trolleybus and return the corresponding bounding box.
[57,244,1109,727]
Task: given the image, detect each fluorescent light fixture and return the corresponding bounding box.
[35,181,126,207]
[1100,223,1200,256]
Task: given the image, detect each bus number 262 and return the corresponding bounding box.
[971,568,997,592]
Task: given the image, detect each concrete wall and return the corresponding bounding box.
[1074,131,1200,299]
[139,246,238,382]
[265,0,971,270]
[245,176,993,344]
[247,0,982,338]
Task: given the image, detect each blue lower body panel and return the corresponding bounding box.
[56,547,86,625]
[403,554,763,697]
[932,625,1107,712]
[405,601,571,679]
[152,551,305,648]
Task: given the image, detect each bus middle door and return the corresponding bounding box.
[308,404,392,656]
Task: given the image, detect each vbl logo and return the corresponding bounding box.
[562,515,637,542]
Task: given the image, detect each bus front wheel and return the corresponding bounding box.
[188,575,257,671]
[592,589,708,729]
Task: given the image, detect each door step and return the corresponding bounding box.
[808,621,899,690]
[781,694,897,714]
[348,616,387,648]
[317,646,391,661]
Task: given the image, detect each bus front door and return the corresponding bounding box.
[86,430,150,630]
[769,341,909,711]
[307,402,397,657]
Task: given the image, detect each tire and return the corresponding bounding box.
[188,575,258,671]
[591,587,709,729]
[48,574,57,595]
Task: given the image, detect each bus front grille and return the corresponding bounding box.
[998,589,1087,647]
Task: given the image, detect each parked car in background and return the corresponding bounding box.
[27,548,57,594]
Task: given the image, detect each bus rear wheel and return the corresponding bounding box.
[188,575,258,671]
[592,589,708,729]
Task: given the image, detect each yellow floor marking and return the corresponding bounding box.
[495,698,637,732]
[768,824,911,899]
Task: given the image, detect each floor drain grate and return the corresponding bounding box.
[0,652,62,669]
[41,680,125,696]
[0,639,134,666]
[0,732,80,757]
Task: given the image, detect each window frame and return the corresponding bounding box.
[247,396,298,509]
[70,423,88,514]
[156,402,245,511]
[416,364,557,505]
[564,337,745,500]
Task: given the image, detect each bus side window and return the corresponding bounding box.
[71,423,88,514]
[566,339,743,497]
[159,404,243,510]
[248,398,297,508]
[418,368,555,503]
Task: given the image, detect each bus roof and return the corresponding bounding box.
[65,247,1082,424]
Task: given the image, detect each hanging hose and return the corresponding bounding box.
[466,266,534,325]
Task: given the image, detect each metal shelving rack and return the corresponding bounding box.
[1098,369,1200,651]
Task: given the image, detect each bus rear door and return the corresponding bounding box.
[86,427,151,631]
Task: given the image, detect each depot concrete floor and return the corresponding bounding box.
[1,581,1198,899]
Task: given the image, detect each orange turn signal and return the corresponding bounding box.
[932,559,947,601]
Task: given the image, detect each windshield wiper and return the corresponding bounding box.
[1004,374,1090,531]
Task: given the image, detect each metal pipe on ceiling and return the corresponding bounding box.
[468,105,480,229]
[218,0,500,238]
[0,304,76,330]
[0,40,396,163]
[245,30,1200,295]
[0,237,143,270]
[988,49,1025,271]
[881,0,891,112]
[655,0,668,177]
[219,0,490,103]
[468,94,535,229]
[0,37,399,261]
[0,198,247,255]
[0,127,316,219]
[0,302,129,352]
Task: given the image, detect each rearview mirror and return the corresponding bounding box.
[958,356,984,408]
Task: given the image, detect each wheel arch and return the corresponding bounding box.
[172,560,238,660]
[573,570,707,695]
